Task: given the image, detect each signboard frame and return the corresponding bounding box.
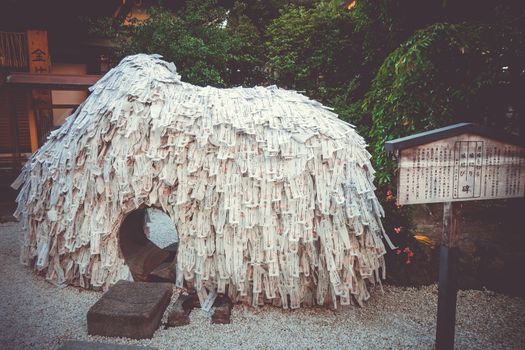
[385,123,525,350]
[395,134,524,205]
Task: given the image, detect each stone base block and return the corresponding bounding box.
[166,294,198,327]
[87,280,172,339]
[212,295,233,324]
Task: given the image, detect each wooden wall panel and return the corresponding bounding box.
[0,89,31,154]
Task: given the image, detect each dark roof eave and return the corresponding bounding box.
[5,72,101,90]
[385,123,524,153]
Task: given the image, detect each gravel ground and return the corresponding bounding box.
[144,208,178,249]
[1,221,524,350]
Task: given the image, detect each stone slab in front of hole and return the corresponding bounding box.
[59,340,157,350]
[87,280,172,339]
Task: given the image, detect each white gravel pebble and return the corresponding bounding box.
[1,221,524,350]
[144,208,178,249]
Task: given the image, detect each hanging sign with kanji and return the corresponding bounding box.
[27,30,50,74]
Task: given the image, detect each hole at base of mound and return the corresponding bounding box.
[119,208,179,283]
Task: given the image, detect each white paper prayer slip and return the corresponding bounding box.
[13,54,389,307]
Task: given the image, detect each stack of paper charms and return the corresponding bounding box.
[13,54,391,309]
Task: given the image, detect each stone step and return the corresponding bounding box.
[87,280,172,339]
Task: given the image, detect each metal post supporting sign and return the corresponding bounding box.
[385,123,525,350]
[436,202,459,349]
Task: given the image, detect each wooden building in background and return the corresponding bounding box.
[0,0,172,202]
[0,0,139,196]
[0,30,102,188]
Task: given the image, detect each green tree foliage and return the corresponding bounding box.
[122,6,229,85]
[266,2,350,90]
[265,1,367,128]
[86,0,268,87]
[263,0,447,130]
[348,0,444,103]
[224,1,269,85]
[365,22,525,186]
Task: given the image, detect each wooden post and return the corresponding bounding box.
[26,92,39,152]
[436,201,460,350]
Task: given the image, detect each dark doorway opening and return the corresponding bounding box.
[119,208,178,282]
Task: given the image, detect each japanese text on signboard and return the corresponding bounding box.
[397,134,524,204]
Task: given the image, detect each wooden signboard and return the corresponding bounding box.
[397,134,525,205]
[385,123,524,350]
[27,30,50,74]
[26,30,52,151]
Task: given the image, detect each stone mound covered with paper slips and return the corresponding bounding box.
[13,54,390,308]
